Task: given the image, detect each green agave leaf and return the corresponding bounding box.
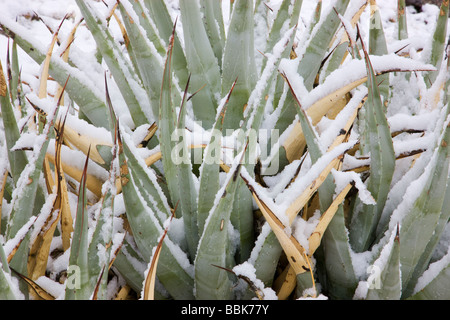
[250,224,283,287]
[197,80,237,236]
[113,238,146,294]
[117,1,166,122]
[179,0,221,128]
[157,27,199,261]
[0,59,28,184]
[143,0,189,86]
[200,0,226,70]
[349,40,395,253]
[0,20,109,129]
[368,0,389,102]
[264,0,302,69]
[409,254,450,300]
[365,229,401,300]
[400,113,450,298]
[65,150,91,300]
[75,0,150,127]
[87,179,115,299]
[0,238,17,299]
[6,101,59,241]
[297,0,350,91]
[425,0,449,86]
[121,137,171,226]
[0,265,18,299]
[268,0,303,110]
[195,156,245,300]
[402,66,450,297]
[397,0,408,40]
[158,24,182,215]
[307,0,321,34]
[174,77,199,261]
[321,205,358,299]
[4,94,60,297]
[8,40,22,115]
[221,0,257,130]
[118,129,194,300]
[284,73,322,162]
[128,0,166,57]
[321,41,349,81]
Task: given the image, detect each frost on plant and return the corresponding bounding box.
[0,0,449,300]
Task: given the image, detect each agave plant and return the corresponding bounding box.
[0,0,449,300]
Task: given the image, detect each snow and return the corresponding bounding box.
[232,261,278,300]
[414,245,450,295]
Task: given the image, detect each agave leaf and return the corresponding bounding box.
[368,0,389,102]
[179,0,221,128]
[11,268,55,300]
[112,239,146,294]
[297,0,350,91]
[197,79,237,236]
[0,19,110,129]
[128,0,166,57]
[117,1,169,121]
[409,254,450,300]
[278,54,433,165]
[349,37,395,253]
[244,177,308,276]
[143,0,189,86]
[38,17,65,99]
[6,40,17,107]
[65,149,91,300]
[399,113,450,298]
[27,194,60,282]
[250,224,283,287]
[365,228,401,300]
[143,213,172,300]
[156,24,200,260]
[273,264,297,300]
[55,18,81,106]
[425,0,449,86]
[112,239,168,299]
[283,72,322,162]
[321,204,358,299]
[195,155,245,300]
[200,0,226,69]
[75,0,150,127]
[120,135,171,226]
[308,183,353,255]
[158,22,181,213]
[397,0,408,40]
[60,122,112,167]
[0,59,28,184]
[322,1,368,80]
[118,128,194,300]
[6,101,60,296]
[264,0,302,66]
[0,266,19,299]
[221,0,257,130]
[174,76,200,261]
[307,0,321,34]
[87,145,118,300]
